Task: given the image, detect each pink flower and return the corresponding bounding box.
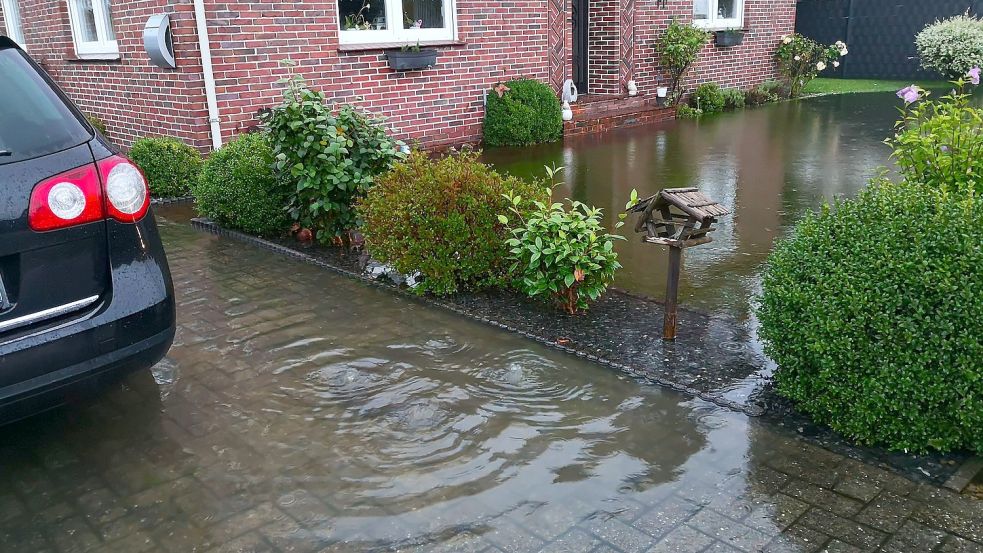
[896,85,921,104]
[968,67,981,85]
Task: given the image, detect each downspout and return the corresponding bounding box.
[192,0,222,150]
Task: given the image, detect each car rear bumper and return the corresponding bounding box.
[0,321,174,424]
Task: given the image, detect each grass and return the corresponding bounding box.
[803,78,951,95]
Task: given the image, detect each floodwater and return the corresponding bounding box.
[483,94,903,320]
[1,210,978,552]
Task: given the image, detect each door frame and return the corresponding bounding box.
[572,0,589,93]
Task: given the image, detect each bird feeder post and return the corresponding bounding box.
[626,187,729,341]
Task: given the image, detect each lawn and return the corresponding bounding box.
[803,78,951,95]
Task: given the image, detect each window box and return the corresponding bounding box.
[714,29,745,47]
[385,48,438,71]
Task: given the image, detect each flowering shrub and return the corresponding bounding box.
[757,181,983,454]
[656,20,711,104]
[887,71,983,195]
[501,168,628,314]
[262,68,405,242]
[357,151,546,295]
[915,14,983,79]
[775,34,846,97]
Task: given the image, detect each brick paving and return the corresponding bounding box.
[0,219,979,553]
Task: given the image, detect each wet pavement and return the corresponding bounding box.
[0,212,979,553]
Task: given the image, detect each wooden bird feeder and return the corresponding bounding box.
[626,187,729,340]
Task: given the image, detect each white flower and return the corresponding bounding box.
[839,48,848,56]
[834,40,846,49]
[794,55,801,61]
[832,60,840,67]
[782,35,793,44]
[816,61,827,71]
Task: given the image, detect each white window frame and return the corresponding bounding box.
[66,0,119,59]
[2,0,26,48]
[338,0,457,45]
[693,0,744,31]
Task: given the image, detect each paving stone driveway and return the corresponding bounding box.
[0,216,979,553]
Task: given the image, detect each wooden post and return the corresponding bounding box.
[663,245,682,341]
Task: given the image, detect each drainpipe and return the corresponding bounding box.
[192,0,223,150]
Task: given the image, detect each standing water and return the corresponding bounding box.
[483,94,902,320]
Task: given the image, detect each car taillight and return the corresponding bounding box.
[98,156,150,223]
[29,164,104,231]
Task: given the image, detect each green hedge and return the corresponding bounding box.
[192,133,289,237]
[484,79,562,147]
[357,151,546,295]
[691,83,725,114]
[129,137,202,198]
[757,181,982,454]
[916,14,983,79]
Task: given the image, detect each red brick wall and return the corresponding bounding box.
[1,0,211,150]
[206,0,551,148]
[633,0,796,96]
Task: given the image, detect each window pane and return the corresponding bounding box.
[3,0,25,45]
[338,0,388,30]
[72,0,99,42]
[401,0,444,29]
[718,0,736,19]
[98,0,115,40]
[693,0,709,20]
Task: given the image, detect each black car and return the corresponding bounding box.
[0,37,175,423]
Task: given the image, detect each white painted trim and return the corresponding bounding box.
[192,0,223,150]
[338,0,457,45]
[65,0,119,58]
[2,0,26,47]
[692,0,744,31]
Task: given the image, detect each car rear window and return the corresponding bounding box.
[0,46,91,166]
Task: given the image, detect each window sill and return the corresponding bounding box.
[67,52,122,62]
[338,40,464,52]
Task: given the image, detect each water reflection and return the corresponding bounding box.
[483,94,901,320]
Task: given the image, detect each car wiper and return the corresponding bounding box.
[0,150,11,157]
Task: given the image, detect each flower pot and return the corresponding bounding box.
[714,30,744,47]
[385,49,438,71]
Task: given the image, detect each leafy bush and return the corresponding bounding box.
[757,181,983,454]
[357,151,546,295]
[916,14,983,78]
[129,136,202,198]
[484,79,563,147]
[86,114,107,135]
[501,170,626,314]
[721,87,745,109]
[192,133,290,237]
[263,70,405,242]
[676,104,703,118]
[744,85,777,106]
[887,80,983,195]
[691,83,726,114]
[776,34,847,97]
[656,20,710,104]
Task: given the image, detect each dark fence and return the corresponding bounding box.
[795,0,983,79]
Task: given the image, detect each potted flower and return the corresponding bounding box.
[714,28,745,47]
[385,42,438,71]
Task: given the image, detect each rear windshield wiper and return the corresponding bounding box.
[0,150,11,157]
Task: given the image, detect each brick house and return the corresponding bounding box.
[0,0,795,151]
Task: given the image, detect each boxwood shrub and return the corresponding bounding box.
[192,133,290,237]
[357,150,547,295]
[757,181,982,454]
[484,79,562,147]
[129,137,202,198]
[916,14,983,79]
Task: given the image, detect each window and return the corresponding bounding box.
[337,0,456,45]
[66,0,118,58]
[2,0,26,47]
[693,0,743,30]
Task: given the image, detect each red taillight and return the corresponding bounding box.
[98,156,150,223]
[29,164,104,231]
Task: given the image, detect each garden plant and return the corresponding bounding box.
[129,136,203,198]
[690,82,726,114]
[915,13,983,79]
[484,79,563,147]
[655,20,710,105]
[757,69,983,454]
[192,133,290,237]
[775,33,847,97]
[263,67,405,243]
[357,151,546,295]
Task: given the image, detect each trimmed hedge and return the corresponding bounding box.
[129,137,202,198]
[192,133,289,237]
[357,150,546,295]
[757,181,982,454]
[484,79,562,147]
